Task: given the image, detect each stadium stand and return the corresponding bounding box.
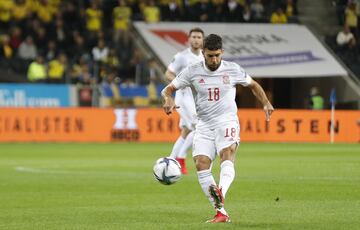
[0,0,300,107]
[12,0,360,109]
[325,0,360,78]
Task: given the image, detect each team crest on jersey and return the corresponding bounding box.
[223,75,230,84]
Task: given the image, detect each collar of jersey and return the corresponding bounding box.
[202,60,224,74]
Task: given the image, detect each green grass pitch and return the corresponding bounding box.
[0,143,359,230]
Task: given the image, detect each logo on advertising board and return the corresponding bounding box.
[149,29,323,68]
[150,29,188,51]
[225,51,322,68]
[111,109,140,141]
[0,84,70,107]
[134,22,348,77]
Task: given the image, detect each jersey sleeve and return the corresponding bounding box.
[172,67,191,89]
[232,64,252,86]
[167,53,185,75]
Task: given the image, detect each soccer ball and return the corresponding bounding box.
[153,157,182,185]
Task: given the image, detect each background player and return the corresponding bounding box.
[165,27,205,174]
[161,34,274,223]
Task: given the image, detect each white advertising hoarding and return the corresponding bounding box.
[134,22,348,78]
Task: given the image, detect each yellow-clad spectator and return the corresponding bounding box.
[85,2,103,32]
[113,0,132,45]
[70,62,83,84]
[34,0,57,24]
[286,0,294,17]
[113,0,132,30]
[143,0,161,23]
[48,53,67,83]
[138,0,147,12]
[12,0,31,22]
[270,7,288,24]
[0,0,14,29]
[0,35,13,59]
[285,0,299,23]
[48,0,61,8]
[0,35,13,71]
[345,2,359,37]
[104,49,120,69]
[27,55,46,82]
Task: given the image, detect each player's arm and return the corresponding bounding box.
[165,69,176,83]
[161,83,178,115]
[162,65,190,115]
[248,80,274,121]
[166,53,185,82]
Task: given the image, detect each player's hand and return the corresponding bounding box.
[163,97,179,115]
[263,102,274,121]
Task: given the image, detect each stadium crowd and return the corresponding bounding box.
[327,0,360,77]
[0,0,299,86]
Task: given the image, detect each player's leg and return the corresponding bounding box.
[170,90,186,159]
[176,129,194,174]
[204,122,240,223]
[174,88,197,169]
[177,130,194,159]
[215,121,240,198]
[169,134,184,159]
[204,144,236,223]
[193,128,229,223]
[169,126,190,159]
[193,128,216,207]
[194,155,217,208]
[218,143,237,198]
[172,127,191,174]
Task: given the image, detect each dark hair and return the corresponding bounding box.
[188,27,204,37]
[203,34,222,50]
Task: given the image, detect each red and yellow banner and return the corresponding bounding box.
[0,108,358,143]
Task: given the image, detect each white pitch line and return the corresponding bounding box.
[15,166,75,174]
[238,175,360,182]
[14,166,149,177]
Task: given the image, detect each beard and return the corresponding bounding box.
[206,62,221,71]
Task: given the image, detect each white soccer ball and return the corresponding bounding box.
[153,157,182,185]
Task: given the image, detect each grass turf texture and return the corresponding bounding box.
[0,143,359,230]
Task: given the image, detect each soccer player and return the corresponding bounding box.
[165,27,205,174]
[161,34,274,223]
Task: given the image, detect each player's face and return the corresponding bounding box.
[189,32,203,50]
[203,48,223,71]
